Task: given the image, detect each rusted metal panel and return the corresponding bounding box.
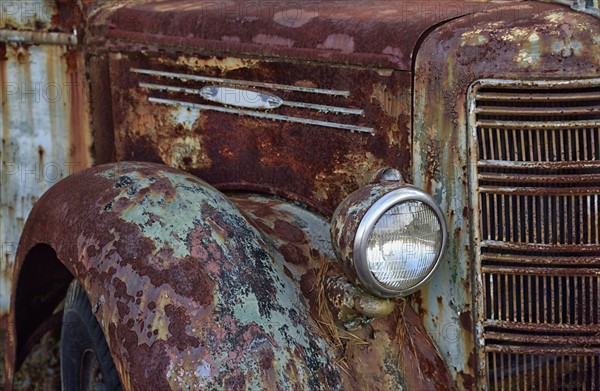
[412,2,600,389]
[4,1,598,390]
[0,0,57,31]
[7,162,346,390]
[90,0,537,218]
[230,193,456,391]
[91,0,507,71]
[547,0,600,17]
[107,50,412,215]
[469,78,600,389]
[0,35,92,318]
[0,0,85,33]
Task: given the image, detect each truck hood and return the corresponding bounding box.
[93,0,524,70]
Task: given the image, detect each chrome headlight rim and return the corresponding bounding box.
[352,187,447,298]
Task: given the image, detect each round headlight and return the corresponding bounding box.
[331,183,447,298]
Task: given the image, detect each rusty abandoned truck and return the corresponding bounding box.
[1,0,600,389]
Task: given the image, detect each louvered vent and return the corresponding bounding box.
[469,79,600,390]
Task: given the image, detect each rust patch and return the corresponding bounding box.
[459,310,473,333]
[273,220,304,243]
[413,1,600,387]
[8,163,344,390]
[64,48,92,172]
[371,83,404,120]
[230,194,453,390]
[95,0,493,70]
[108,51,412,215]
[173,55,260,72]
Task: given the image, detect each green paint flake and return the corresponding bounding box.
[97,165,338,389]
[460,29,488,47]
[117,175,196,258]
[97,167,233,259]
[516,32,541,68]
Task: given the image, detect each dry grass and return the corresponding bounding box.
[309,256,371,378]
[393,300,422,379]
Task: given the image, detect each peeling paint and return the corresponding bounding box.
[0,40,92,316]
[414,2,600,388]
[545,11,566,23]
[460,29,488,46]
[4,1,600,390]
[500,27,530,41]
[273,10,315,28]
[382,46,405,65]
[9,163,345,390]
[174,56,259,73]
[317,34,355,53]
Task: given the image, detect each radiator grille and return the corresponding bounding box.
[469,79,600,390]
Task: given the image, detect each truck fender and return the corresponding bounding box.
[6,162,343,390]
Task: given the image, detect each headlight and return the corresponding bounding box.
[331,181,447,298]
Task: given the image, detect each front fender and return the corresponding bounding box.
[7,162,342,390]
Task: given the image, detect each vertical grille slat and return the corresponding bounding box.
[469,79,600,390]
[478,193,600,245]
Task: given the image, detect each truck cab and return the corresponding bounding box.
[2,1,599,389]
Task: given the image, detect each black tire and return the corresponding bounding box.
[61,280,122,391]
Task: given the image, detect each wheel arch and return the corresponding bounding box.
[12,243,73,371]
[5,161,343,390]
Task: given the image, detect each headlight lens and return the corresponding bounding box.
[366,201,443,292]
[332,182,447,298]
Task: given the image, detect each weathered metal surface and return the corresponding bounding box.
[87,0,538,218]
[412,1,600,389]
[4,1,599,390]
[0,37,92,319]
[0,30,76,45]
[0,0,57,31]
[469,78,600,389]
[229,193,455,391]
[558,0,600,17]
[107,51,412,215]
[6,162,345,390]
[91,0,509,71]
[325,275,395,322]
[0,0,86,33]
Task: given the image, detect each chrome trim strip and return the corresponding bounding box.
[478,160,600,170]
[132,68,350,97]
[139,83,364,115]
[353,186,448,298]
[198,86,283,110]
[282,100,364,115]
[476,119,600,129]
[149,97,375,134]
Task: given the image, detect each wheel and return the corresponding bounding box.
[61,280,122,391]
